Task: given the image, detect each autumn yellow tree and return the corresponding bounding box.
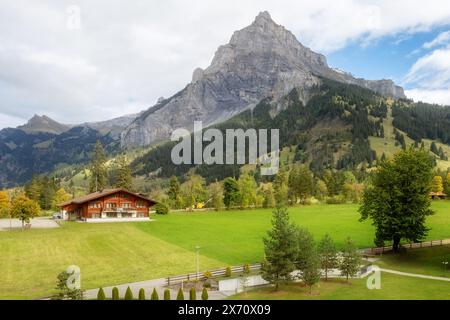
[52,188,72,210]
[0,190,11,218]
[431,176,444,193]
[10,195,40,230]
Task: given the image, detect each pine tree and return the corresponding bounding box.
[89,140,107,193]
[301,247,321,294]
[317,234,338,281]
[24,175,41,202]
[138,288,146,300]
[176,288,184,300]
[114,154,132,190]
[168,176,182,209]
[112,287,119,300]
[261,207,297,290]
[294,227,315,272]
[223,177,240,209]
[97,287,106,300]
[151,288,159,300]
[124,286,133,300]
[339,238,361,282]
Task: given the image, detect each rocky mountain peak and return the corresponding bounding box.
[120,11,406,148]
[18,114,70,134]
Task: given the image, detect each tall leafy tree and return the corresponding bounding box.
[168,176,182,209]
[288,165,313,204]
[261,207,297,290]
[339,237,361,282]
[89,140,107,193]
[10,195,40,230]
[238,173,257,208]
[359,147,434,252]
[223,177,240,209]
[273,167,289,206]
[317,234,338,281]
[209,181,224,211]
[181,174,207,208]
[113,154,133,190]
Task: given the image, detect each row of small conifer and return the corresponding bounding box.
[97,286,208,300]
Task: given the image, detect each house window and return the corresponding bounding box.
[106,203,117,208]
[122,203,131,208]
[137,213,145,218]
[89,202,101,208]
[136,201,146,208]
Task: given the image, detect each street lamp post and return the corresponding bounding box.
[442,261,448,274]
[195,245,201,280]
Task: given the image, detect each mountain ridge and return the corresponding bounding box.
[120,11,405,148]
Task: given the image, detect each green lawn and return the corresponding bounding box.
[230,272,450,300]
[377,245,450,278]
[0,202,449,299]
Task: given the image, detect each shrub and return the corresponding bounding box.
[176,288,184,300]
[164,289,171,300]
[189,288,196,300]
[138,288,145,300]
[244,264,250,274]
[203,281,211,288]
[225,266,232,277]
[112,287,119,300]
[325,195,346,204]
[203,271,212,279]
[124,287,133,300]
[151,288,159,300]
[201,288,208,301]
[97,287,105,300]
[154,203,169,215]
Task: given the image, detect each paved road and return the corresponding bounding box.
[379,268,450,282]
[83,277,229,300]
[0,217,59,231]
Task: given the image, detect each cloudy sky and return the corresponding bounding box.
[1,0,450,129]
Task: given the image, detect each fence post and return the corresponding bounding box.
[167,277,170,286]
[187,274,190,281]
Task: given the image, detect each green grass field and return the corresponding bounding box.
[230,272,450,300]
[377,245,450,278]
[0,202,449,299]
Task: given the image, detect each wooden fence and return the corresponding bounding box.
[362,239,450,255]
[166,263,262,286]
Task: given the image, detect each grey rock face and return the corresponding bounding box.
[121,11,405,148]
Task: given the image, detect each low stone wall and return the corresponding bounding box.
[218,275,269,293]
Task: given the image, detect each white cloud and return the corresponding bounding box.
[1,0,450,128]
[405,88,450,106]
[423,30,450,49]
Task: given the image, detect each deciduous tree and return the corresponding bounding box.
[359,148,434,252]
[10,195,40,230]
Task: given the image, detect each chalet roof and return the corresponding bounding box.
[58,188,156,207]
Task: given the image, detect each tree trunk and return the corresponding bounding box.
[21,219,24,231]
[325,267,328,281]
[392,236,401,253]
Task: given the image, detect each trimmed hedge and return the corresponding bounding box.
[164,289,171,300]
[151,288,159,300]
[138,288,146,300]
[201,288,208,301]
[189,288,196,300]
[97,287,105,300]
[112,287,119,300]
[176,288,184,300]
[124,286,133,300]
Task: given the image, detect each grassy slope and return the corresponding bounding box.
[0,202,449,299]
[377,245,450,278]
[230,272,450,300]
